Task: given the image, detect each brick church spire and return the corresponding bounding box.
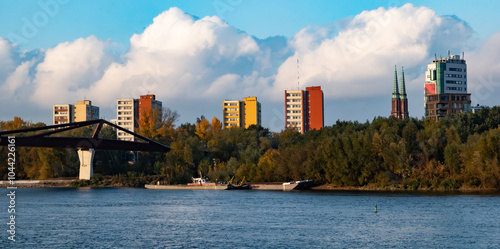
[400,67,409,119]
[391,65,401,118]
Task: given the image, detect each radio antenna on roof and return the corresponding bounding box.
[297,58,300,90]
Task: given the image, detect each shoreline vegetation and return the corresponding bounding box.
[1,107,500,192]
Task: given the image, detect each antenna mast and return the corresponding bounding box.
[297,58,300,90]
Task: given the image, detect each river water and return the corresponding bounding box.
[1,188,500,248]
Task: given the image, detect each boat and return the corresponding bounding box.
[226,182,252,190]
[145,177,226,190]
[226,176,252,190]
[282,180,314,191]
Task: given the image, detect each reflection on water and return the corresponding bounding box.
[1,188,500,248]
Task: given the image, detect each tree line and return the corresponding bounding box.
[1,107,499,190]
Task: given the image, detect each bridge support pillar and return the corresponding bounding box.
[78,149,94,180]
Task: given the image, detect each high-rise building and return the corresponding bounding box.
[424,53,471,121]
[222,100,241,128]
[242,97,261,128]
[74,100,99,122]
[116,98,137,141]
[52,100,99,125]
[115,94,162,141]
[285,90,304,133]
[391,66,409,119]
[285,86,324,134]
[306,86,324,130]
[222,97,261,129]
[53,104,74,125]
[138,94,163,124]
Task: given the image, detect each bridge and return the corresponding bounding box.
[0,119,170,180]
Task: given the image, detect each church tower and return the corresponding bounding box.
[391,66,401,118]
[400,67,409,119]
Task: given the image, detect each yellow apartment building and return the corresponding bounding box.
[242,97,261,128]
[223,97,261,129]
[74,100,100,122]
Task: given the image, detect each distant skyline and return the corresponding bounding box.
[1,1,499,131]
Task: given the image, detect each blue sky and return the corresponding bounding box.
[1,1,499,130]
[2,0,500,50]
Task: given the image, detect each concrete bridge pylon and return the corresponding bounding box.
[78,149,95,180]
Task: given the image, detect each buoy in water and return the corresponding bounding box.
[374,204,378,213]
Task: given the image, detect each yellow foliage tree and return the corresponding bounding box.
[136,108,179,143]
[195,116,223,143]
[195,118,212,142]
[211,117,222,136]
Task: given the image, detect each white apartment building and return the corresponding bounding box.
[116,99,137,141]
[53,104,74,125]
[285,90,304,133]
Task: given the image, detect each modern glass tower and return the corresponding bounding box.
[424,52,471,121]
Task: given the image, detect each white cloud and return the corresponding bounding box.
[30,36,112,104]
[466,33,500,105]
[2,60,34,95]
[84,7,275,109]
[0,37,16,83]
[272,4,475,100]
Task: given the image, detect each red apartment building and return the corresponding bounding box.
[285,86,324,133]
[138,94,163,123]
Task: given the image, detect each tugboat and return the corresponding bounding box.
[226,176,252,190]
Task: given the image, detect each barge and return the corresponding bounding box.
[145,177,227,190]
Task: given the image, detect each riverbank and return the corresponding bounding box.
[0,179,76,188]
[312,183,500,193]
[2,179,499,193]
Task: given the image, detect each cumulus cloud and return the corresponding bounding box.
[466,33,500,105]
[30,36,112,105]
[0,37,16,83]
[2,60,35,95]
[82,7,285,110]
[272,4,475,100]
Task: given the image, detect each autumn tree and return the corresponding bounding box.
[136,107,179,144]
[195,117,212,142]
[195,116,222,143]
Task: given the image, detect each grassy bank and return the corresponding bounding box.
[312,183,500,193]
